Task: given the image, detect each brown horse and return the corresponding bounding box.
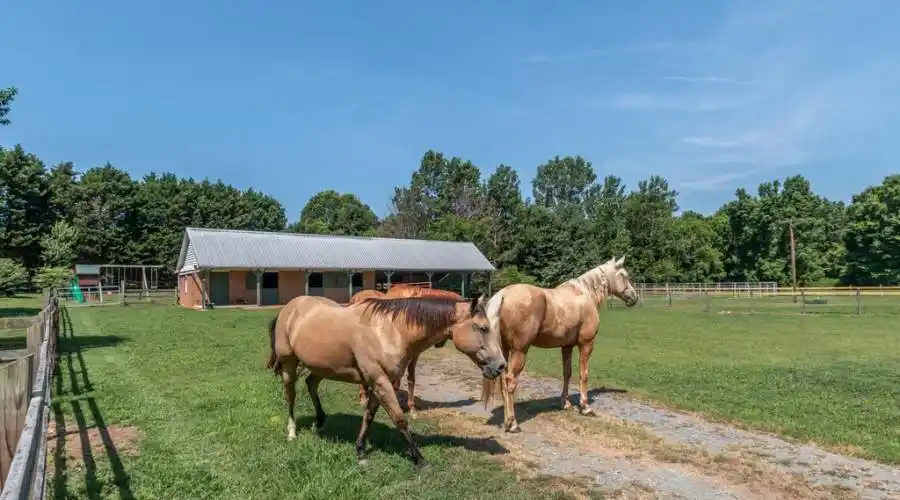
[481,256,639,432]
[347,289,385,303]
[267,294,506,468]
[351,285,465,415]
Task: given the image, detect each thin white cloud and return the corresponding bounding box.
[663,76,746,84]
[515,41,716,65]
[606,93,734,112]
[679,136,740,148]
[609,1,900,193]
[677,169,765,191]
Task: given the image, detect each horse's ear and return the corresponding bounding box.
[469,293,482,315]
[615,254,626,268]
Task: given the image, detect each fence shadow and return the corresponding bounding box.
[50,307,135,500]
[0,307,42,319]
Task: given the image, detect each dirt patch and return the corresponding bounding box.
[47,422,143,464]
[409,350,900,499]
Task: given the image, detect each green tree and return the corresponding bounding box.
[532,155,597,213]
[0,86,17,126]
[0,145,50,270]
[484,164,525,265]
[843,175,900,284]
[41,220,80,268]
[33,266,73,291]
[0,258,28,296]
[291,190,377,236]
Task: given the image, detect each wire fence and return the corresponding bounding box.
[608,283,900,315]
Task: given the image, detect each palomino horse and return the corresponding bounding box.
[481,256,639,432]
[267,294,506,468]
[350,284,465,415]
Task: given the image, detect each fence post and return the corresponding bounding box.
[856,288,861,315]
[120,281,125,306]
[667,291,673,310]
[800,290,806,313]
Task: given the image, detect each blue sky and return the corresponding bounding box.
[3,0,899,221]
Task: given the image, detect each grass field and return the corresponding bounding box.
[527,296,900,464]
[0,293,45,349]
[47,305,588,500]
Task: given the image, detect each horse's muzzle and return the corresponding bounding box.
[482,359,507,380]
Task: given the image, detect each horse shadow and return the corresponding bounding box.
[396,391,479,412]
[295,412,508,460]
[485,386,628,427]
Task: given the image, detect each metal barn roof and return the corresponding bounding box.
[176,227,495,273]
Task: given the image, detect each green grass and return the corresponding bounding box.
[524,297,900,464]
[0,293,44,349]
[48,305,588,500]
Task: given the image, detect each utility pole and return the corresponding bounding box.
[778,217,815,303]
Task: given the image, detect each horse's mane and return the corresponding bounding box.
[357,296,464,331]
[391,285,463,300]
[563,263,611,303]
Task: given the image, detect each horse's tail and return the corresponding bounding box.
[266,315,281,375]
[481,290,506,410]
[481,376,503,409]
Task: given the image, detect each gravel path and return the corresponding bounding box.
[409,350,900,500]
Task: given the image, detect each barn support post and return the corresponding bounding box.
[385,271,394,291]
[304,271,310,296]
[255,269,263,307]
[461,272,468,298]
[347,271,355,301]
[426,272,433,289]
[200,269,209,310]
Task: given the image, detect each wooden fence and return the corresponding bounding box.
[0,292,58,499]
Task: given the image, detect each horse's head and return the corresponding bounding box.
[450,293,506,380]
[602,255,639,307]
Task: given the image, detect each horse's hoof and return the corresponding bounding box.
[408,410,418,419]
[580,406,595,416]
[287,433,296,441]
[414,459,431,471]
[504,424,522,433]
[357,458,370,468]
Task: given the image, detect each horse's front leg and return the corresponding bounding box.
[577,341,596,415]
[502,349,527,432]
[371,374,429,469]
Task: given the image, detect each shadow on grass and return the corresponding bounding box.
[0,307,42,318]
[295,412,508,461]
[485,387,628,428]
[50,306,136,500]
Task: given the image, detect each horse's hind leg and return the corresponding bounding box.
[280,356,299,440]
[355,387,381,465]
[406,355,418,417]
[560,346,574,410]
[305,374,326,430]
[577,342,595,416]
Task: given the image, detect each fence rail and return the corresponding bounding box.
[0,292,58,499]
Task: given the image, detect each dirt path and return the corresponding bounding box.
[410,350,900,500]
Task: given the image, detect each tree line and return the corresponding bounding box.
[1,85,898,294]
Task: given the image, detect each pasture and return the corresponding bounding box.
[42,294,900,498]
[45,305,586,500]
[530,295,900,464]
[0,293,45,350]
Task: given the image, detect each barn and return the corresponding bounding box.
[174,227,495,309]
